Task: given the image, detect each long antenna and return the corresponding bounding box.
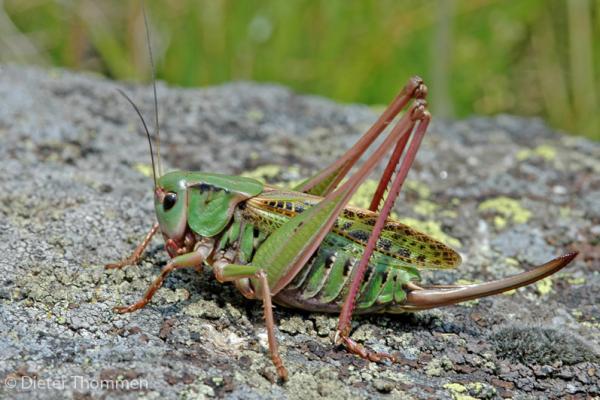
[142,1,162,176]
[117,88,158,188]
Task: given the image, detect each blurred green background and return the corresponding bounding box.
[1,0,599,140]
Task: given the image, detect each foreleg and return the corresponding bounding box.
[113,240,213,313]
[106,223,159,270]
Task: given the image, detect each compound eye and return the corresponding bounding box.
[163,192,177,211]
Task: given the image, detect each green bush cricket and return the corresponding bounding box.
[106,10,577,382]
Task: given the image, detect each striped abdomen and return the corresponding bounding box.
[273,233,421,314]
[218,187,460,313]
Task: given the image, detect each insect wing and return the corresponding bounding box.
[245,189,461,271]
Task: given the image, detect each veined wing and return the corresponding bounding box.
[244,186,461,270]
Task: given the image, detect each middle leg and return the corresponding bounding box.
[113,240,213,313]
[213,261,288,381]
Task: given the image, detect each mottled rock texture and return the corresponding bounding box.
[0,65,598,399]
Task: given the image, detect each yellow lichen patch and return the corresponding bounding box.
[399,217,462,248]
[441,210,458,219]
[516,144,557,161]
[501,259,520,295]
[458,299,479,307]
[535,145,557,160]
[478,197,532,226]
[453,279,481,306]
[559,207,572,218]
[348,179,379,209]
[567,276,586,285]
[348,179,425,220]
[414,200,439,216]
[48,68,62,79]
[582,321,600,329]
[443,383,477,400]
[444,382,467,394]
[134,163,154,178]
[536,276,553,295]
[505,257,519,267]
[241,164,284,183]
[444,382,494,400]
[405,179,431,198]
[466,382,485,396]
[275,178,305,190]
[494,216,507,229]
[245,108,264,122]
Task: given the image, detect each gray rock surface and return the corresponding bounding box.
[0,65,598,399]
